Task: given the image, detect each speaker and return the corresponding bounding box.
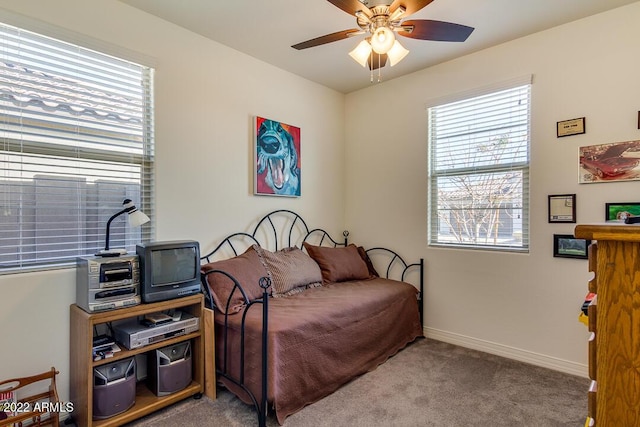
[147,340,192,396]
[93,357,136,420]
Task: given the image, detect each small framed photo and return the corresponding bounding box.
[548,194,576,223]
[605,202,640,221]
[557,117,585,138]
[553,234,590,259]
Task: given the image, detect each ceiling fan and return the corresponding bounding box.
[292,0,474,71]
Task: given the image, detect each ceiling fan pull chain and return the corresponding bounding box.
[370,53,374,82]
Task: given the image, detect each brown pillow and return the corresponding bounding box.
[303,243,371,283]
[200,246,270,314]
[357,246,379,277]
[255,246,323,297]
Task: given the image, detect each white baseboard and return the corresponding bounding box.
[424,326,588,378]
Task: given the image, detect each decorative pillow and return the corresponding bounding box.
[357,246,379,277]
[255,246,323,297]
[200,246,270,314]
[303,243,371,283]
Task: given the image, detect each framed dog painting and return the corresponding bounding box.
[254,116,301,197]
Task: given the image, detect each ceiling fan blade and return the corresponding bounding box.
[398,20,474,42]
[368,53,388,70]
[389,0,435,17]
[327,0,372,17]
[292,29,361,50]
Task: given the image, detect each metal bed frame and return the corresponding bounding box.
[200,210,423,426]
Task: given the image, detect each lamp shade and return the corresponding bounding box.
[126,203,150,227]
[349,40,372,67]
[387,40,409,66]
[370,26,395,54]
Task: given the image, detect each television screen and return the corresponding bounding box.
[150,247,198,287]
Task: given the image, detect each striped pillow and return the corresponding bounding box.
[254,245,323,297]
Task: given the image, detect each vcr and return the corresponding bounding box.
[113,313,199,350]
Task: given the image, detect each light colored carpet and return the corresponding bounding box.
[127,338,588,426]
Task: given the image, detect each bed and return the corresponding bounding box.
[200,210,423,426]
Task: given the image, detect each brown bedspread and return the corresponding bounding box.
[215,277,423,424]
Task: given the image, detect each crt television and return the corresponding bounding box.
[136,240,201,303]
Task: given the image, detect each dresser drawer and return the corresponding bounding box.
[588,332,597,380]
[588,242,597,293]
[588,380,597,422]
[588,297,597,332]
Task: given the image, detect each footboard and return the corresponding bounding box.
[201,271,270,425]
[200,210,424,427]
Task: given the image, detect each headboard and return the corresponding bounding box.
[200,209,346,263]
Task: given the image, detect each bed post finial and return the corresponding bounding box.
[343,230,349,246]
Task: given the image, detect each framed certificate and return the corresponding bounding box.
[557,117,585,137]
[548,194,576,223]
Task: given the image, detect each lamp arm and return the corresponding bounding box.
[104,208,129,251]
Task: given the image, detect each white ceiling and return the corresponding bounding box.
[118,0,638,94]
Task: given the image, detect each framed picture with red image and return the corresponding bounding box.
[254,116,301,197]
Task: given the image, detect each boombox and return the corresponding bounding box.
[147,341,192,396]
[93,357,136,420]
[76,255,141,313]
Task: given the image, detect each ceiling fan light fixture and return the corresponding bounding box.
[349,39,372,67]
[370,26,395,54]
[387,40,409,66]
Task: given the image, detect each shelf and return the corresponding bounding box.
[92,381,202,427]
[70,294,204,427]
[73,294,203,324]
[92,331,201,367]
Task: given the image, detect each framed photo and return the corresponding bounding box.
[605,202,640,222]
[579,140,640,183]
[254,116,301,197]
[553,234,590,259]
[557,117,585,138]
[548,194,576,223]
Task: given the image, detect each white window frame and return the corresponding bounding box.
[427,76,531,252]
[0,21,155,274]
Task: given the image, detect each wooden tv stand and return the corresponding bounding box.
[69,294,204,427]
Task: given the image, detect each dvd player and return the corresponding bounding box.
[113,313,199,350]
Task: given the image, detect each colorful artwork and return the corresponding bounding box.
[254,116,301,197]
[579,140,640,183]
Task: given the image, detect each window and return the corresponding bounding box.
[0,22,154,273]
[427,77,531,251]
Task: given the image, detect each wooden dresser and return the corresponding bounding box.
[574,224,640,426]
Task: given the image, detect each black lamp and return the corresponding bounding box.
[96,199,150,257]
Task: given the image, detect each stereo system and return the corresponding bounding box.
[113,313,199,350]
[76,255,141,313]
[147,341,192,396]
[93,357,136,420]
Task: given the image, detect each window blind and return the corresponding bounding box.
[0,22,155,273]
[427,82,531,251]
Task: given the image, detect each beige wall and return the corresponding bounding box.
[345,2,640,375]
[0,0,345,405]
